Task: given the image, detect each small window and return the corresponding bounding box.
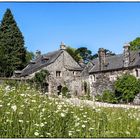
[89,75,96,82]
[136,69,139,77]
[109,75,117,81]
[93,75,96,81]
[56,71,61,77]
[73,71,76,76]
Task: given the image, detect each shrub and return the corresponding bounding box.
[96,90,117,104]
[61,86,71,98]
[30,69,49,92]
[114,74,140,103]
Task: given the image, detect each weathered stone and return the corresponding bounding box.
[133,93,140,105]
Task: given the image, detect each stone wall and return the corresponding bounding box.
[89,68,139,96]
[41,50,83,95]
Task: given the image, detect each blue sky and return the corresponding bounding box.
[0,2,140,54]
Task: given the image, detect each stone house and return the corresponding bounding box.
[18,42,84,96]
[88,43,140,95]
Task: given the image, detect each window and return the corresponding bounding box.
[56,71,61,77]
[136,69,139,77]
[73,71,76,76]
[89,75,96,82]
[109,75,117,81]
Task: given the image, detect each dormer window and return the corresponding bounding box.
[56,71,62,77]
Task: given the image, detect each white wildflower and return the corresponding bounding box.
[82,124,86,128]
[60,112,65,117]
[89,127,94,130]
[34,123,39,127]
[83,120,88,123]
[68,131,73,136]
[125,131,130,135]
[5,112,10,114]
[34,131,39,136]
[20,94,25,97]
[7,103,10,106]
[46,133,51,136]
[0,105,2,107]
[19,112,23,115]
[11,105,17,112]
[40,123,44,127]
[75,122,80,127]
[83,115,86,118]
[31,100,36,103]
[19,120,23,123]
[5,85,10,92]
[42,108,45,112]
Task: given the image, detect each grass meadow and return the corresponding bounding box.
[0,82,140,138]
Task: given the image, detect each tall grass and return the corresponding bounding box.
[0,82,140,138]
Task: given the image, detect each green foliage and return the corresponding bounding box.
[61,86,71,98]
[25,51,34,65]
[31,69,49,92]
[75,47,94,63]
[66,47,82,62]
[34,69,49,84]
[96,90,118,104]
[130,37,140,51]
[114,74,140,103]
[0,9,27,77]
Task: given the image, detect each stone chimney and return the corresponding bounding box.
[98,48,106,71]
[35,50,41,58]
[123,43,130,67]
[60,42,66,50]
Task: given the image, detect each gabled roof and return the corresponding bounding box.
[89,50,140,73]
[20,49,83,77]
[21,50,63,76]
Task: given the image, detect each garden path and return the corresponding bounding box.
[62,97,140,109]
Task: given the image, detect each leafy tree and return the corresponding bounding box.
[105,49,116,56]
[66,47,82,62]
[130,37,140,51]
[114,74,140,103]
[75,47,93,63]
[0,9,27,77]
[25,51,34,65]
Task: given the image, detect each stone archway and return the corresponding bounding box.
[57,85,62,95]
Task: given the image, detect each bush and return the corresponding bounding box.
[96,90,117,104]
[61,86,71,98]
[114,74,140,103]
[30,69,49,92]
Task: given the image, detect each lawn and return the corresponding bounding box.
[0,82,140,138]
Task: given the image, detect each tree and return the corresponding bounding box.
[75,47,94,63]
[25,51,34,65]
[0,9,27,77]
[129,37,140,51]
[114,74,140,103]
[66,47,82,62]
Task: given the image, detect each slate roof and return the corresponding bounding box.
[89,50,140,73]
[20,49,82,77]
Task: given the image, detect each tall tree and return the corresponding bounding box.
[66,47,82,62]
[129,37,140,51]
[0,9,27,77]
[75,47,93,63]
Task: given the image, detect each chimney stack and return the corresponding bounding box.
[123,43,130,67]
[60,42,66,50]
[35,50,41,58]
[98,48,106,71]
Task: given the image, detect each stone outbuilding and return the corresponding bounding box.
[88,43,140,95]
[19,42,85,96]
